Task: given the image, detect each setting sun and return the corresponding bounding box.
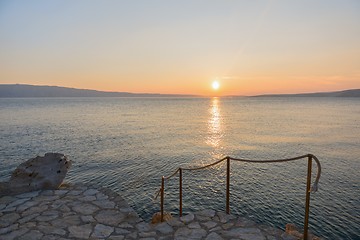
[212,81,220,90]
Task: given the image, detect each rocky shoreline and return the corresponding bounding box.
[0,183,322,240]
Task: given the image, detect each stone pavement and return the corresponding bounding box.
[0,184,305,240]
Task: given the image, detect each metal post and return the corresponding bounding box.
[161,176,165,222]
[304,155,312,240]
[179,168,183,217]
[226,157,230,214]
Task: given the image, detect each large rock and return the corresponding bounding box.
[284,223,322,240]
[151,211,173,224]
[5,153,71,194]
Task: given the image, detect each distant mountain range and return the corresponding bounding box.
[0,84,359,98]
[253,89,360,97]
[0,84,196,98]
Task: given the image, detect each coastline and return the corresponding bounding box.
[0,183,321,240]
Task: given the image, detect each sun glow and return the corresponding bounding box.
[212,81,220,90]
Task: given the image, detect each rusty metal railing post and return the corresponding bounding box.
[226,156,230,214]
[179,168,183,217]
[304,155,312,240]
[161,176,165,222]
[159,154,320,235]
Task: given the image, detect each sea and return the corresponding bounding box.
[0,97,359,239]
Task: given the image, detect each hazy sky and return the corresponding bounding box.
[1,0,359,96]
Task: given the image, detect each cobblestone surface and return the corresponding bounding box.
[0,184,302,239]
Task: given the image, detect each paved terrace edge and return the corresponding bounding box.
[0,183,321,240]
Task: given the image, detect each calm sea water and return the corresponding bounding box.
[0,97,359,239]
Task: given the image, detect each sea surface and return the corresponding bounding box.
[0,97,359,239]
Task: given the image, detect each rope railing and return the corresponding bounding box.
[156,154,321,240]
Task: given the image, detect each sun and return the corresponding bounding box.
[212,81,220,90]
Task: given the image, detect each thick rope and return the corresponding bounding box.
[181,157,227,171]
[310,154,321,192]
[229,154,309,163]
[163,168,180,180]
[153,187,162,200]
[161,154,321,192]
[156,154,321,229]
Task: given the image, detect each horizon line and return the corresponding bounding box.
[1,83,360,98]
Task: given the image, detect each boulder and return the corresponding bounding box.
[151,211,173,224]
[285,223,322,240]
[5,153,71,195]
[285,223,303,239]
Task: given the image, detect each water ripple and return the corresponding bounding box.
[1,97,359,239]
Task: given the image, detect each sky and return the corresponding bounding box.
[0,0,359,96]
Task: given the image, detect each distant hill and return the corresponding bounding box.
[253,89,360,98]
[0,84,196,98]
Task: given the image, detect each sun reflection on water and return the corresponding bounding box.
[206,97,223,153]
